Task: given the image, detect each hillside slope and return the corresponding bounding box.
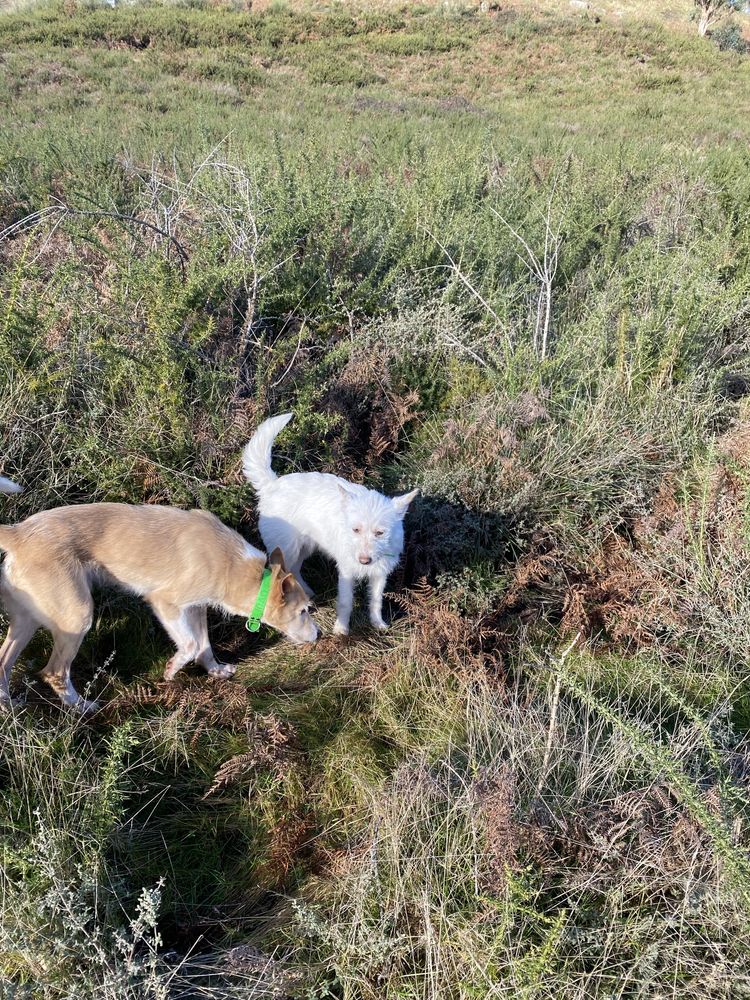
[1,2,750,997]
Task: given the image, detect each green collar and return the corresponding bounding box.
[246,568,272,632]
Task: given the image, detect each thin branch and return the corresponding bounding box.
[0,206,58,242]
[422,224,513,356]
[490,189,562,361]
[536,631,581,797]
[49,197,189,276]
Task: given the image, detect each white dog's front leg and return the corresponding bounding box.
[368,572,388,631]
[334,574,355,636]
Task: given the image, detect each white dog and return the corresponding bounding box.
[243,414,417,636]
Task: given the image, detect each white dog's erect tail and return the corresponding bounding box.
[242,413,293,492]
[0,477,22,495]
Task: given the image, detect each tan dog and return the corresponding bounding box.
[0,503,318,711]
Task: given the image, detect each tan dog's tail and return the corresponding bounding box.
[0,476,22,495]
[0,478,22,553]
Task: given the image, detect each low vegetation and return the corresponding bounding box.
[1,0,750,996]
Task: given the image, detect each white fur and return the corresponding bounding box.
[0,477,22,495]
[243,414,418,635]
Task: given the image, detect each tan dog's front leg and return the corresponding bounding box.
[186,606,236,680]
[149,598,200,681]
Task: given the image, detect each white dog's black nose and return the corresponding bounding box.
[358,555,372,565]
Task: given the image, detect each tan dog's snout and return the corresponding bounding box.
[301,618,319,643]
[265,548,320,645]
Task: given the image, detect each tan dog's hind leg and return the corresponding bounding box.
[36,584,95,711]
[186,606,236,679]
[40,624,95,711]
[2,569,96,712]
[0,598,40,707]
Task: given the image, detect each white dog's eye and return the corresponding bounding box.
[352,527,361,533]
[374,530,384,537]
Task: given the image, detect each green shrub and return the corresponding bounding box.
[306,56,383,87]
[712,19,749,53]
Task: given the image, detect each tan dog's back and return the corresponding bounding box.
[0,503,249,603]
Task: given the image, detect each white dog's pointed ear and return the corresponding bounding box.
[337,484,356,506]
[392,488,418,515]
[269,546,287,572]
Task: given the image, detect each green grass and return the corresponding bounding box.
[2,0,750,996]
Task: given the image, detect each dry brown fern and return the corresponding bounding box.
[204,752,259,798]
[389,578,505,678]
[104,676,256,740]
[203,712,298,798]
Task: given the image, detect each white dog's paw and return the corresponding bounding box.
[370,616,388,632]
[206,662,237,680]
[333,620,350,637]
[0,693,28,711]
[73,698,100,715]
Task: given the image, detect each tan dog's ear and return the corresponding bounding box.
[272,570,296,605]
[269,546,287,572]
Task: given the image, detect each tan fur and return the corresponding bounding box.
[0,503,317,711]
